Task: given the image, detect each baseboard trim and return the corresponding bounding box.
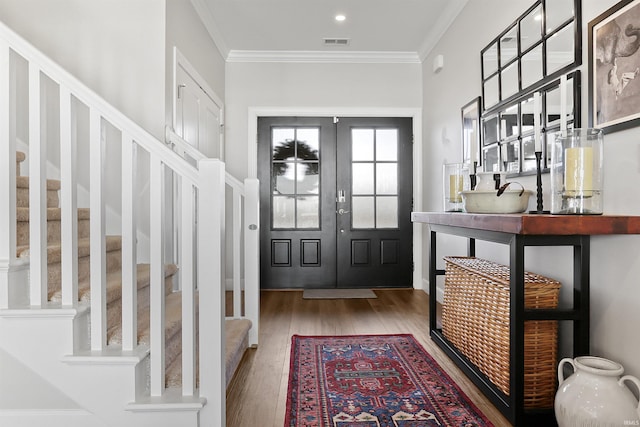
[126,389,205,412]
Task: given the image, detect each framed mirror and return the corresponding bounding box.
[480,70,581,176]
[461,97,481,166]
[481,0,582,112]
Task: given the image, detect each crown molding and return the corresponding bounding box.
[226,50,421,64]
[418,0,470,61]
[190,0,229,58]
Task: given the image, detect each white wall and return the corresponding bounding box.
[0,0,166,139]
[224,61,422,180]
[422,0,640,378]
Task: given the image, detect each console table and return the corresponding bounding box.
[411,212,640,426]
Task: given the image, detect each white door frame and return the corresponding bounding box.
[247,107,424,290]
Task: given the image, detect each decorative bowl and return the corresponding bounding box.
[461,186,532,214]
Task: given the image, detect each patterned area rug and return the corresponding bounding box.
[285,334,494,427]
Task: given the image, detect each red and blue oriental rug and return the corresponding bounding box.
[285,334,494,427]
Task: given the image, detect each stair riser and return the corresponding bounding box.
[47,249,122,297]
[17,187,60,208]
[17,218,90,246]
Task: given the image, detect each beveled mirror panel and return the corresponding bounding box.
[501,62,519,100]
[483,42,499,78]
[546,23,575,75]
[500,26,518,64]
[521,45,543,89]
[484,74,500,109]
[520,5,543,51]
[546,0,574,31]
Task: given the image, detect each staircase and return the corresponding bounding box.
[0,20,259,427]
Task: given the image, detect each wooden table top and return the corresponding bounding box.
[411,212,640,236]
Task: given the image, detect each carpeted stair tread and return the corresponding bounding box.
[16,207,91,222]
[49,263,178,303]
[165,318,252,389]
[15,176,61,190]
[16,176,61,208]
[107,290,185,347]
[16,235,122,261]
[16,207,91,247]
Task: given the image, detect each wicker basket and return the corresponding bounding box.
[442,256,560,409]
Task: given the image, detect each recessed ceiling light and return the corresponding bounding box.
[335,14,346,22]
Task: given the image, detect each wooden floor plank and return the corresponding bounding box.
[226,289,512,427]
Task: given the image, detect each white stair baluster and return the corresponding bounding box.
[181,176,196,396]
[232,186,242,318]
[28,62,47,307]
[89,108,107,350]
[60,86,78,307]
[121,134,137,351]
[150,153,166,396]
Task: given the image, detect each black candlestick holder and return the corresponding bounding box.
[529,151,550,214]
[470,161,477,190]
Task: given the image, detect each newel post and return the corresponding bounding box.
[197,158,226,425]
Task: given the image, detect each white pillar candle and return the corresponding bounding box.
[560,74,568,134]
[449,174,463,202]
[534,92,541,152]
[564,147,593,196]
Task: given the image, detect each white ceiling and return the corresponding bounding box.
[192,0,469,62]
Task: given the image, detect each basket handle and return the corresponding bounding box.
[619,375,640,415]
[558,357,576,384]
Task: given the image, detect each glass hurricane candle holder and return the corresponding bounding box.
[550,128,603,215]
[443,163,470,212]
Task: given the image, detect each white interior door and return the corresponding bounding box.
[175,63,222,159]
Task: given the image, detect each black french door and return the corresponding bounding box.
[258,116,413,289]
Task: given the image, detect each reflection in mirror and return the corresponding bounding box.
[520,96,535,134]
[546,0,574,32]
[545,78,575,125]
[521,135,537,172]
[545,130,560,166]
[546,86,561,124]
[484,74,500,108]
[502,141,520,173]
[521,45,543,88]
[501,105,519,139]
[483,145,499,172]
[501,62,519,100]
[483,115,499,145]
[462,98,480,164]
[547,23,574,75]
[521,5,543,51]
[500,26,518,64]
[483,42,499,78]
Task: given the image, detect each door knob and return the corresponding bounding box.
[338,208,350,215]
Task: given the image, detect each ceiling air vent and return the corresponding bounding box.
[323,38,350,46]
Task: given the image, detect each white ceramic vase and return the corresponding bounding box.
[555,356,640,427]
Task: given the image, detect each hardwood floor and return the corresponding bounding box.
[226,289,512,427]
